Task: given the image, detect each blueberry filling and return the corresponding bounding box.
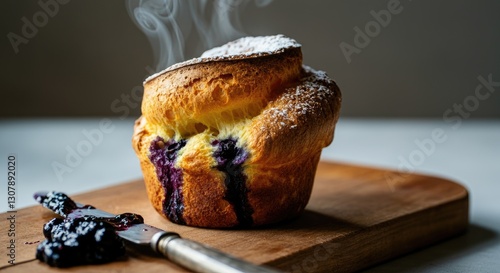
[148,136,253,226]
[212,138,253,226]
[36,217,126,267]
[148,137,187,224]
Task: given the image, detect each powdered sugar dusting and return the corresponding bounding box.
[145,35,301,83]
[201,35,301,58]
[260,65,338,132]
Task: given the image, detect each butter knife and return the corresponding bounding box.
[34,191,282,273]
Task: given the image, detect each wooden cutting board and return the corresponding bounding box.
[0,161,468,273]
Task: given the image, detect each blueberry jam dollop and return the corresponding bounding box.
[34,191,94,218]
[36,217,126,267]
[34,191,145,267]
[212,138,253,226]
[148,137,187,224]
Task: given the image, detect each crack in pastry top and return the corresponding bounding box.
[144,34,302,83]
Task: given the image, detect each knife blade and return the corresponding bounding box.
[34,191,282,273]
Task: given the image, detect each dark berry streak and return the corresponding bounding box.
[149,137,187,224]
[212,138,253,227]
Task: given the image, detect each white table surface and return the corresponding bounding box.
[1,118,499,272]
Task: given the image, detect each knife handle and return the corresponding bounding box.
[151,232,283,273]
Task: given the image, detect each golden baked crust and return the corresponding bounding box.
[132,35,341,228]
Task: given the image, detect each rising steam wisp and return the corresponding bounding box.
[127,0,273,72]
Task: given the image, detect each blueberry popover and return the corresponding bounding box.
[132,35,342,228]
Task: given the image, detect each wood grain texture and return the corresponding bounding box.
[0,161,468,273]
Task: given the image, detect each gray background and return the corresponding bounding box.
[1,2,499,271]
[1,0,499,118]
